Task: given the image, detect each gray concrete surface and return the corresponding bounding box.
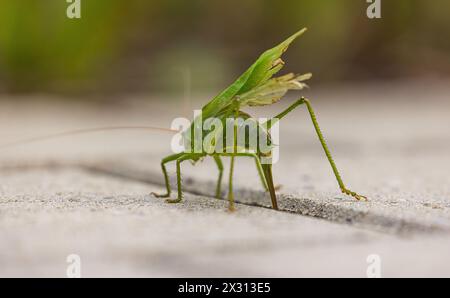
[0,80,449,277]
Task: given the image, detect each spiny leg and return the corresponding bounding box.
[265,97,367,201]
[151,153,185,198]
[213,155,224,199]
[301,98,367,200]
[166,153,199,204]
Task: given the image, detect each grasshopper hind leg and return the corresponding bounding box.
[265,97,367,201]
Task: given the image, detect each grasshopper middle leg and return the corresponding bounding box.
[213,155,224,199]
[219,152,278,210]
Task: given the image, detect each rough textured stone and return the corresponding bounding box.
[1,81,449,277]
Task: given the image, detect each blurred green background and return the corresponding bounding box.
[0,0,449,96]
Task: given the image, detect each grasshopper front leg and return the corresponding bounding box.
[166,153,200,204]
[151,153,185,198]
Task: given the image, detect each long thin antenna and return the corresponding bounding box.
[0,126,179,150]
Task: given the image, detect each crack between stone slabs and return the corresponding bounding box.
[1,161,446,236]
[80,163,449,236]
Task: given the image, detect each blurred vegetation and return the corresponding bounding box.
[0,0,449,95]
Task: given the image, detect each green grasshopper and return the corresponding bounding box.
[0,28,365,211]
[151,28,367,211]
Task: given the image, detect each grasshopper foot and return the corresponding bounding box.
[228,205,236,212]
[227,194,236,212]
[341,188,368,201]
[151,192,170,198]
[165,198,182,204]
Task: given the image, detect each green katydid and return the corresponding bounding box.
[0,28,366,211]
[151,28,367,211]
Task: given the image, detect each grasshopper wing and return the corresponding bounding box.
[237,73,312,107]
[201,28,307,118]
